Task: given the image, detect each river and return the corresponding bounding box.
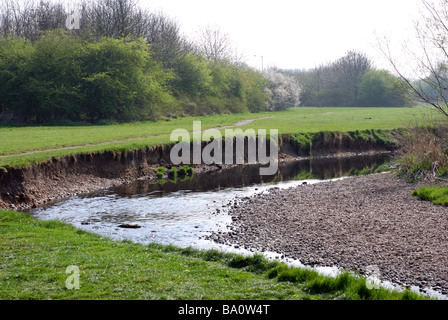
[29,152,391,252]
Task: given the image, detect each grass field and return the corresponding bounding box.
[0,106,441,168]
[0,210,427,300]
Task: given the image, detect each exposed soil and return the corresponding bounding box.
[209,172,448,295]
[0,133,394,211]
[0,145,226,211]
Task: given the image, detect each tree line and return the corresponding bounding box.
[0,0,409,124]
[283,50,410,108]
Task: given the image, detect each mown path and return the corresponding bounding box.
[0,117,273,158]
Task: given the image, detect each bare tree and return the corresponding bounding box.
[337,50,373,101]
[0,0,66,40]
[143,10,192,68]
[379,0,448,117]
[196,25,238,63]
[85,0,146,38]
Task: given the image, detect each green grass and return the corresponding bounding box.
[412,186,448,206]
[235,106,436,134]
[0,210,429,300]
[0,113,264,156]
[0,106,442,168]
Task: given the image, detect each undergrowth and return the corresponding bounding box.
[395,120,448,183]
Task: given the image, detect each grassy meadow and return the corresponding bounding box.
[0,106,441,168]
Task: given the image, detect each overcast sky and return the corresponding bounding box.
[141,0,424,71]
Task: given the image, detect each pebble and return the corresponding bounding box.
[208,172,448,295]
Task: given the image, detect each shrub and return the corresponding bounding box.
[0,30,174,123]
[395,121,448,182]
[154,167,167,179]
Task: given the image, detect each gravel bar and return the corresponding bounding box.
[210,172,448,295]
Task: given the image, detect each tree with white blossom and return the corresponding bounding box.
[263,70,301,111]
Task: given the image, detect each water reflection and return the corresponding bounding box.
[111,152,392,197]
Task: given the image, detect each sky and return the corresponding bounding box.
[140,0,424,71]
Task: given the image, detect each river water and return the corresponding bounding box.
[30,153,392,251]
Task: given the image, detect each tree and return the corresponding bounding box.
[358,69,409,107]
[0,36,35,122]
[79,35,174,122]
[263,70,301,111]
[379,0,448,116]
[83,0,145,39]
[171,52,212,97]
[142,11,192,69]
[337,50,373,103]
[0,0,66,41]
[196,25,239,63]
[291,51,372,107]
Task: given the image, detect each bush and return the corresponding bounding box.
[412,186,448,206]
[79,36,174,122]
[171,53,212,98]
[395,123,448,182]
[0,30,174,123]
[0,0,273,123]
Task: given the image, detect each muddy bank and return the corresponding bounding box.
[0,131,396,211]
[209,173,448,294]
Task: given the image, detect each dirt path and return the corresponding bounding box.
[0,117,273,159]
[210,172,448,295]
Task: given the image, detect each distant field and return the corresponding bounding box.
[0,106,442,168]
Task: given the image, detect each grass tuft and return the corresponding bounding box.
[412,186,448,206]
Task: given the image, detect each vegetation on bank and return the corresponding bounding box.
[0,210,428,300]
[393,118,448,207]
[287,129,395,156]
[396,122,448,183]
